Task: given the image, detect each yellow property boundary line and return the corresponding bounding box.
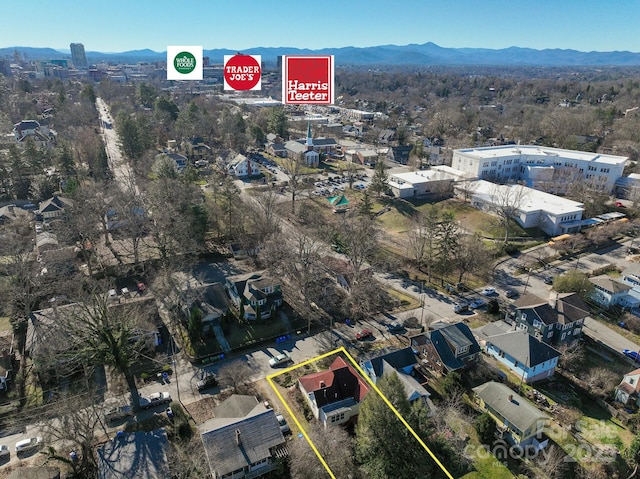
[266,346,454,479]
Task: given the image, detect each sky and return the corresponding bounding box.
[2,0,640,53]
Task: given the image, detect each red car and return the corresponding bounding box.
[356,329,372,340]
[615,201,626,208]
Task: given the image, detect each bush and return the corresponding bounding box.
[474,412,496,445]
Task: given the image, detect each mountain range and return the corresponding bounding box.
[3,42,640,66]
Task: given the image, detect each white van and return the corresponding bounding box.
[15,437,43,454]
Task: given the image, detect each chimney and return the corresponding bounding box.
[549,292,559,309]
[319,381,326,388]
[235,429,241,446]
[508,394,513,402]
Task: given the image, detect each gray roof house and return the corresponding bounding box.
[199,395,287,479]
[478,321,561,383]
[360,348,430,403]
[97,429,170,479]
[473,381,550,448]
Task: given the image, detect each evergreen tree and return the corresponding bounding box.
[358,190,374,218]
[370,160,389,197]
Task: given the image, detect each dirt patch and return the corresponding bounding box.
[184,397,217,425]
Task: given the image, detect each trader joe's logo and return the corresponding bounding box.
[167,46,203,80]
[174,51,196,74]
[282,55,334,105]
[224,54,262,91]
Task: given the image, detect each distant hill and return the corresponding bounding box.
[2,42,640,66]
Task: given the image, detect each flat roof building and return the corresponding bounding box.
[452,145,627,194]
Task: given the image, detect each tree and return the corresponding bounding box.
[356,372,447,479]
[552,270,593,298]
[289,422,360,479]
[358,190,374,218]
[188,306,203,345]
[474,412,496,445]
[453,234,492,283]
[282,156,306,215]
[267,105,288,138]
[489,183,528,243]
[137,82,158,108]
[155,95,179,122]
[407,206,440,282]
[369,160,389,197]
[435,212,459,286]
[626,434,640,467]
[217,359,253,394]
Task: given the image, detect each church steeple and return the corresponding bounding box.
[306,121,313,150]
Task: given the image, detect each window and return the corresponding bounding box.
[547,331,553,338]
[631,378,635,385]
[561,332,566,340]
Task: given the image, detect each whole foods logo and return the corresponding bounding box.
[174,51,196,74]
[167,46,203,80]
[282,55,334,105]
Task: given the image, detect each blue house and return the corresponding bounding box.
[478,321,561,384]
[360,348,430,404]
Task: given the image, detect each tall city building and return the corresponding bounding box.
[70,43,88,68]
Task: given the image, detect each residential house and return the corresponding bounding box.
[182,283,231,334]
[299,356,370,427]
[615,368,640,406]
[12,120,56,147]
[158,152,188,173]
[477,321,561,383]
[355,149,378,166]
[38,196,72,220]
[226,154,261,178]
[473,381,550,448]
[182,136,211,161]
[387,145,413,165]
[97,429,170,479]
[266,142,287,158]
[377,129,396,145]
[225,271,283,320]
[199,395,287,479]
[360,348,430,403]
[0,204,31,225]
[513,293,589,346]
[589,275,637,309]
[410,322,480,375]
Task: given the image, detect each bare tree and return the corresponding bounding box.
[282,156,307,215]
[453,234,493,283]
[167,436,210,479]
[289,422,360,479]
[217,359,253,394]
[488,183,528,243]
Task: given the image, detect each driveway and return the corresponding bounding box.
[583,317,640,357]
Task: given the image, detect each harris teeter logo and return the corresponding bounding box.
[173,51,196,74]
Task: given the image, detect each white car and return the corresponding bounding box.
[104,405,134,423]
[140,392,172,409]
[268,353,292,368]
[481,287,497,296]
[15,437,43,454]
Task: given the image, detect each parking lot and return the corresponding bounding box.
[312,175,369,196]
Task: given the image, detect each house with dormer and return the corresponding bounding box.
[589,275,637,309]
[298,356,370,427]
[227,154,261,178]
[615,368,640,406]
[12,120,56,147]
[38,196,72,220]
[225,271,283,320]
[477,321,561,383]
[410,321,480,375]
[513,293,589,346]
[360,348,430,404]
[199,395,287,479]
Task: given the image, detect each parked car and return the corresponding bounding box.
[140,392,172,409]
[469,299,487,309]
[268,353,292,368]
[623,349,640,362]
[355,329,373,340]
[615,201,626,208]
[453,303,469,314]
[543,276,554,285]
[0,444,9,460]
[197,374,219,392]
[481,287,497,296]
[386,322,404,333]
[15,437,43,454]
[505,289,519,299]
[104,405,134,423]
[276,413,291,434]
